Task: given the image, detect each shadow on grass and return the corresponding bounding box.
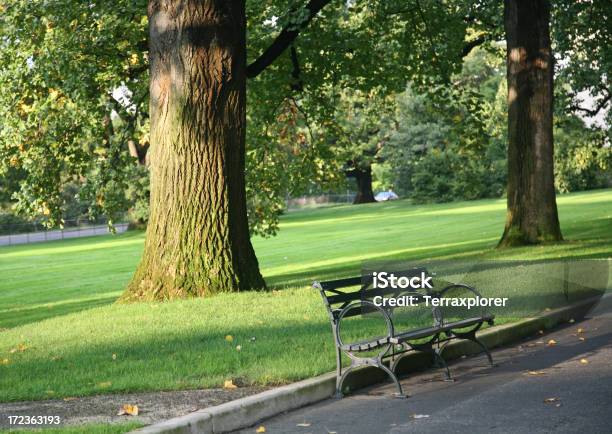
[0,290,608,402]
[0,296,119,329]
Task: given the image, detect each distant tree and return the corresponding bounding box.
[498,0,562,246]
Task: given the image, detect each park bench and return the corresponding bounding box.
[313,268,495,398]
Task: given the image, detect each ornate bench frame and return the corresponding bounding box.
[314,269,495,398]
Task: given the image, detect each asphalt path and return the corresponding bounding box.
[235,313,612,434]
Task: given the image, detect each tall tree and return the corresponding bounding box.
[498,0,562,246]
[125,0,263,299]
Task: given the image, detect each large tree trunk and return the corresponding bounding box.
[498,0,563,247]
[123,0,265,301]
[347,165,376,204]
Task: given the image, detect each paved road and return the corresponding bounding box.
[0,223,128,247]
[235,314,612,434]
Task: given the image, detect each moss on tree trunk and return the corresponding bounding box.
[122,0,265,301]
[498,0,563,247]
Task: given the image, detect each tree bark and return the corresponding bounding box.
[123,0,265,300]
[498,0,563,247]
[347,165,376,204]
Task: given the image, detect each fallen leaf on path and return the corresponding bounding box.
[547,339,557,346]
[296,422,311,427]
[579,337,585,342]
[63,397,77,401]
[544,397,560,404]
[577,328,585,334]
[525,370,546,376]
[411,414,430,419]
[223,379,238,389]
[580,358,589,364]
[117,404,139,416]
[255,426,266,433]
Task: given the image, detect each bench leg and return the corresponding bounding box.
[433,348,453,381]
[376,362,406,398]
[410,339,453,382]
[453,330,495,367]
[335,347,344,398]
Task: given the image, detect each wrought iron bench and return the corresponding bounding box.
[314,268,495,398]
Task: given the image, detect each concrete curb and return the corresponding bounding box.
[133,295,601,434]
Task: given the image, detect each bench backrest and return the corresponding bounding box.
[314,268,433,322]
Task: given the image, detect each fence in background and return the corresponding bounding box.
[0,220,129,247]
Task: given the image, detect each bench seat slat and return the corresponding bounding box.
[340,335,392,352]
[390,315,494,344]
[340,315,494,351]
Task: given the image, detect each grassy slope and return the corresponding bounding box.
[0,189,610,401]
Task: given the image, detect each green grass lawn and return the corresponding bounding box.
[0,189,610,402]
[0,422,143,434]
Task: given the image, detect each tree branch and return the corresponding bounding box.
[247,0,332,78]
[461,36,486,58]
[569,93,611,117]
[290,45,303,91]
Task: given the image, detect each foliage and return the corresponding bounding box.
[381,51,505,204]
[554,116,612,193]
[0,0,148,227]
[552,0,612,129]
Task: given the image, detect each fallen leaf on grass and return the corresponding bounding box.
[525,370,546,376]
[9,343,27,353]
[225,335,233,342]
[580,358,589,365]
[411,414,430,419]
[97,381,112,388]
[1,358,8,365]
[117,404,139,416]
[544,397,560,404]
[112,353,117,360]
[255,426,266,433]
[236,345,242,351]
[223,379,238,389]
[547,339,557,346]
[296,422,311,427]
